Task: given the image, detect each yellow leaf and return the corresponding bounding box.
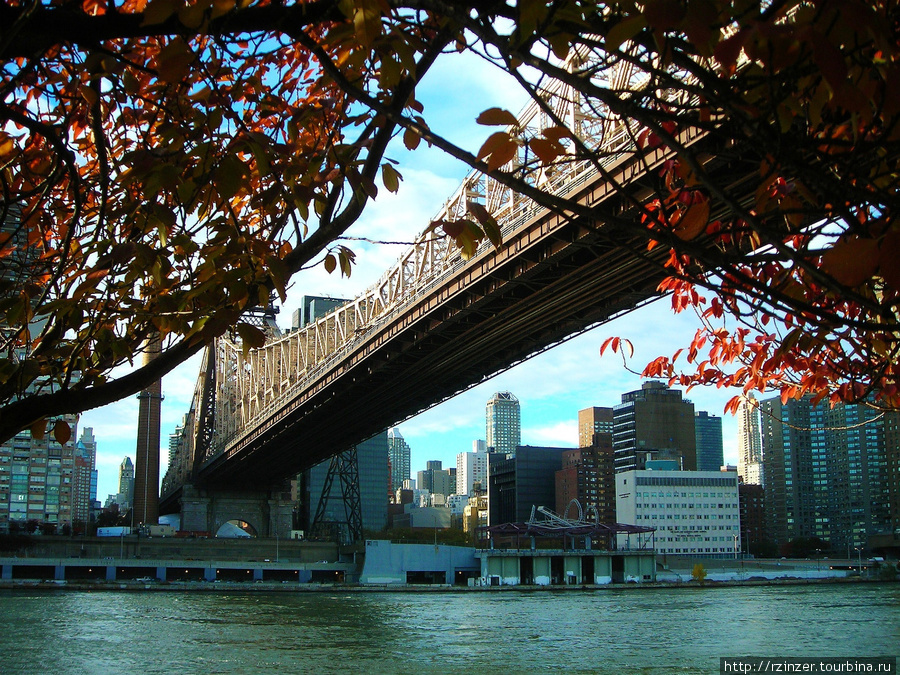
[382,163,401,193]
[156,39,194,83]
[211,0,235,19]
[403,127,420,151]
[141,0,181,26]
[605,15,647,52]
[324,253,337,274]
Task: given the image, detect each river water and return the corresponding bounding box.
[0,583,897,674]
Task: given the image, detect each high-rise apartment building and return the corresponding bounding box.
[555,433,616,524]
[73,427,97,525]
[761,395,893,552]
[387,428,411,493]
[118,457,134,510]
[486,392,520,456]
[737,394,764,486]
[457,446,489,496]
[612,381,696,473]
[694,411,724,472]
[0,414,77,533]
[578,407,613,448]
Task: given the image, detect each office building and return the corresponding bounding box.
[418,460,454,498]
[303,431,390,537]
[387,428,411,493]
[118,457,134,510]
[737,394,764,486]
[613,381,696,473]
[615,468,741,557]
[291,295,347,330]
[486,392,520,456]
[739,482,767,556]
[488,445,569,525]
[761,395,893,552]
[578,407,613,447]
[694,411,724,472]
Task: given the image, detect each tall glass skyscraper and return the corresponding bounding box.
[387,427,411,493]
[486,391,520,457]
[694,411,724,472]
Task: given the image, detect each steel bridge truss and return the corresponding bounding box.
[163,43,705,492]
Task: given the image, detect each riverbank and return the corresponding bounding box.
[0,573,891,593]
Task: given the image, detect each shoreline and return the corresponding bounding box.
[0,575,889,594]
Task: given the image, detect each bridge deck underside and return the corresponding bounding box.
[190,137,754,490]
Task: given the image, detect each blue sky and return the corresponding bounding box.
[82,48,743,500]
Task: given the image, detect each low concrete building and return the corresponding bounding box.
[476,549,656,586]
[359,540,479,585]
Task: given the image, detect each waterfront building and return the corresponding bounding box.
[612,381,697,473]
[555,433,616,524]
[486,392,520,456]
[578,407,613,448]
[488,445,570,525]
[737,394,764,486]
[118,457,134,510]
[760,395,893,552]
[694,411,724,472]
[615,468,741,557]
[0,414,78,533]
[387,428,411,493]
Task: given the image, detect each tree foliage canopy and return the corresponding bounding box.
[1,0,899,443]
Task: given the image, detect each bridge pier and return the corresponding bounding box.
[180,486,294,539]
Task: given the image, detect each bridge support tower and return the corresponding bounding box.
[181,485,294,538]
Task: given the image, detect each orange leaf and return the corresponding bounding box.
[476,131,511,161]
[673,200,709,240]
[529,137,562,164]
[53,420,71,445]
[878,230,900,291]
[30,419,47,440]
[486,138,518,172]
[821,237,879,287]
[476,108,519,127]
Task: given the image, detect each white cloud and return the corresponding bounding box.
[525,421,578,447]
